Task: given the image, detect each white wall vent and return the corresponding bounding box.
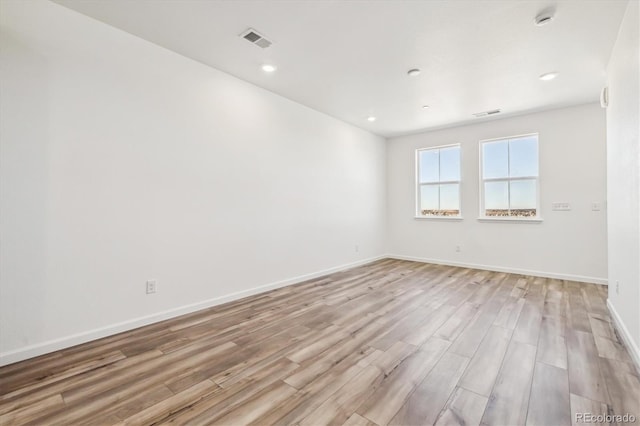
[240,28,272,48]
[473,109,501,118]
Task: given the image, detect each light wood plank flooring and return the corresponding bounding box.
[1,259,638,425]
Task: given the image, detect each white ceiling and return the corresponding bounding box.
[54,0,628,137]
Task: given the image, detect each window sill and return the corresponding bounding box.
[477,217,543,223]
[414,216,464,221]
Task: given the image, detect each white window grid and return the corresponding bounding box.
[416,144,462,217]
[479,133,540,219]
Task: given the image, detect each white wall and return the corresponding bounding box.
[0,0,386,365]
[387,104,607,283]
[606,0,640,365]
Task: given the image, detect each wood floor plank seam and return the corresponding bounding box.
[0,259,637,426]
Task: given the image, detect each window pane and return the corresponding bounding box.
[439,183,460,215]
[419,184,439,215]
[439,146,460,181]
[509,136,538,177]
[510,179,537,216]
[482,141,508,179]
[419,150,439,183]
[484,181,509,216]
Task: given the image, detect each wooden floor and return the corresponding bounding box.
[1,259,638,425]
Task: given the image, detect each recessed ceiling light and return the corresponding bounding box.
[539,72,558,81]
[261,64,277,73]
[407,69,421,77]
[367,116,376,122]
[422,105,430,109]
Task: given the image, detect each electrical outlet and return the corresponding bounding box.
[455,245,461,252]
[146,280,157,294]
[591,202,602,211]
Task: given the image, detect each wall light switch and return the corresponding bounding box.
[551,202,571,211]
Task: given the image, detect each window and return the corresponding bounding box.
[480,134,539,219]
[416,144,461,217]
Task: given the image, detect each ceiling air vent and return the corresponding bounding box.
[473,109,501,118]
[240,28,272,48]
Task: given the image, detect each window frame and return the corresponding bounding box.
[478,133,542,223]
[415,143,463,220]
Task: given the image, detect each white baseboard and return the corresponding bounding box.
[607,299,640,374]
[0,255,385,367]
[387,254,608,285]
